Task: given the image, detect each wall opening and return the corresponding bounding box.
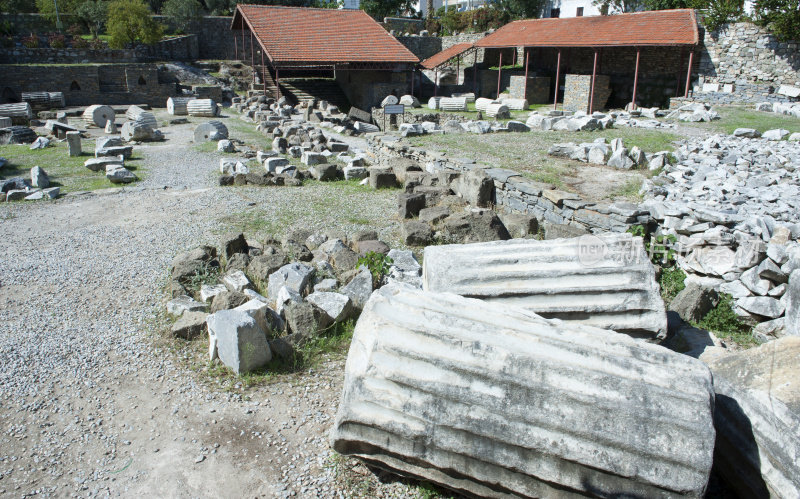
[138,76,146,85]
[70,80,81,91]
[1,87,20,104]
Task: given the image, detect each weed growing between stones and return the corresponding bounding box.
[357,252,393,287]
[695,294,756,346]
[659,266,687,305]
[186,261,221,295]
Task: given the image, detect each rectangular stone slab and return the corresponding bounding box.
[422,233,667,339]
[331,284,715,498]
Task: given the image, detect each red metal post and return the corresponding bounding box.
[684,50,694,98]
[456,56,460,85]
[523,49,530,101]
[496,51,503,98]
[234,30,238,60]
[631,48,640,110]
[261,49,266,97]
[473,50,478,95]
[250,31,255,85]
[553,49,561,110]
[589,49,598,114]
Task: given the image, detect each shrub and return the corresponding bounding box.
[72,36,90,48]
[696,293,755,345]
[48,33,66,48]
[21,33,39,48]
[162,0,201,33]
[106,0,164,49]
[89,37,106,50]
[67,23,84,37]
[357,251,393,287]
[754,0,800,41]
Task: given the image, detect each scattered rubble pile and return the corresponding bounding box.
[756,100,800,118]
[0,165,59,202]
[665,102,720,122]
[331,283,717,498]
[165,231,422,374]
[85,136,137,184]
[643,133,800,336]
[548,137,672,171]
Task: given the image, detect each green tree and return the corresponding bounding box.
[106,0,163,48]
[35,0,83,22]
[490,0,545,19]
[641,0,693,7]
[754,0,800,40]
[0,0,37,13]
[75,0,107,38]
[592,0,644,14]
[162,0,201,32]
[360,0,415,20]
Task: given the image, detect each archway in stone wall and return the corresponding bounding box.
[138,76,146,85]
[70,80,81,91]
[1,87,20,104]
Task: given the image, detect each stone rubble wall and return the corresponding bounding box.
[367,133,648,233]
[693,22,799,104]
[0,35,199,64]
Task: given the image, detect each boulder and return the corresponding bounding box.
[222,232,248,259]
[221,269,253,293]
[700,338,800,498]
[84,156,123,172]
[267,263,314,303]
[762,129,789,141]
[423,234,667,339]
[210,291,249,313]
[332,284,716,498]
[105,165,137,184]
[167,295,207,316]
[441,211,510,244]
[30,166,49,188]
[171,311,208,339]
[310,163,339,181]
[206,309,271,373]
[284,301,332,339]
[200,283,227,303]
[733,128,761,138]
[387,249,422,287]
[368,168,397,189]
[402,220,433,246]
[786,270,800,336]
[217,139,235,153]
[450,170,493,208]
[247,247,289,281]
[608,148,635,169]
[306,291,353,322]
[669,282,719,324]
[398,192,426,219]
[340,268,373,310]
[234,299,276,336]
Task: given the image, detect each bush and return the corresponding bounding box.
[72,36,89,48]
[89,37,106,50]
[698,0,745,31]
[106,0,164,49]
[696,293,755,345]
[21,33,38,48]
[67,23,84,37]
[48,33,66,48]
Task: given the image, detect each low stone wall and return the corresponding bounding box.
[509,76,550,103]
[563,74,611,113]
[367,133,648,233]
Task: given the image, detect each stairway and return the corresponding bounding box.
[279,78,351,112]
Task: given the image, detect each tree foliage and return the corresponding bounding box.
[754,0,800,41]
[75,0,107,37]
[106,0,163,48]
[359,0,415,20]
[592,0,643,14]
[162,0,200,31]
[489,0,545,18]
[35,0,83,22]
[0,0,37,13]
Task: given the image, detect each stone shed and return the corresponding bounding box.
[474,9,702,110]
[231,5,419,110]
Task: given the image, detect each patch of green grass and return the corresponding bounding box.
[659,266,686,305]
[695,293,756,347]
[521,163,569,189]
[687,105,800,135]
[79,34,112,42]
[611,177,644,202]
[193,140,220,153]
[0,141,145,193]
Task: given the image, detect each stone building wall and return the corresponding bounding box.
[693,22,800,104]
[0,35,198,63]
[0,64,178,106]
[509,76,550,103]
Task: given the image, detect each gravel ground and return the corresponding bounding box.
[0,114,408,498]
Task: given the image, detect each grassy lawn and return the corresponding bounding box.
[685,105,800,135]
[0,140,145,193]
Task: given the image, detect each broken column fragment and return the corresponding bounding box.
[700,337,800,498]
[331,284,715,498]
[422,233,667,339]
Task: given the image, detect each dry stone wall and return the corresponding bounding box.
[695,22,800,104]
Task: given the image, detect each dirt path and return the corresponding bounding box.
[0,116,396,498]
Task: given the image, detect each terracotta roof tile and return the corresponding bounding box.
[475,9,699,48]
[234,5,419,64]
[421,43,474,70]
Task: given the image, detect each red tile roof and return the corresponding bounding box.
[233,5,419,65]
[421,43,474,70]
[475,9,699,48]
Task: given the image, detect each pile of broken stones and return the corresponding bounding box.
[548,136,673,171]
[165,230,421,374]
[84,136,137,184]
[0,164,59,202]
[643,132,800,339]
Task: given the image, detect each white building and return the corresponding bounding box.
[541,0,602,18]
[416,0,487,17]
[340,0,361,9]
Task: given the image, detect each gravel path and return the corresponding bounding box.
[0,116,400,497]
